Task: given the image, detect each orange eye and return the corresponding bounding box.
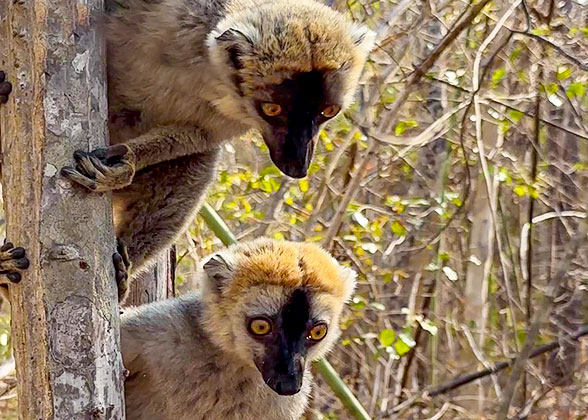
[321,105,340,118]
[262,103,282,117]
[249,318,272,336]
[307,323,328,342]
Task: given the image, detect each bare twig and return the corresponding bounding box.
[426,324,588,398]
[496,226,586,420]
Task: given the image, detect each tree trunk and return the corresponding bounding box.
[0,0,125,418]
[124,248,176,306]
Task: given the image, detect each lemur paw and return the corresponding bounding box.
[0,71,12,104]
[61,144,136,192]
[113,238,132,302]
[0,241,30,284]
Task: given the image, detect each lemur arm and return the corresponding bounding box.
[124,126,216,171]
[61,125,217,192]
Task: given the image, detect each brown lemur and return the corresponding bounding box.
[122,238,357,420]
[0,1,374,298]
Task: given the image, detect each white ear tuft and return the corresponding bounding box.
[339,266,358,303]
[350,23,376,55]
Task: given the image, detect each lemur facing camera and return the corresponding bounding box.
[122,239,356,420]
[0,0,374,298]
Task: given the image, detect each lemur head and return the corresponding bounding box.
[200,238,356,396]
[207,0,375,178]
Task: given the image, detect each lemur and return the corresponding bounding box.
[0,1,375,298]
[121,238,357,420]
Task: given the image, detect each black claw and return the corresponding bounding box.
[1,242,13,252]
[0,95,7,105]
[60,166,76,177]
[9,247,25,259]
[0,82,11,96]
[0,71,5,81]
[7,272,21,283]
[14,257,30,269]
[73,150,88,161]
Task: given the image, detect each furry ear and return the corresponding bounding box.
[203,253,234,293]
[214,26,258,70]
[339,266,358,303]
[349,23,376,55]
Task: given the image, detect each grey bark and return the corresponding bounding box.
[124,248,176,306]
[0,0,125,418]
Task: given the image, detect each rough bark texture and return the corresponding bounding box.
[0,0,125,418]
[124,248,176,306]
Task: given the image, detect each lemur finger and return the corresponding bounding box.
[113,252,127,274]
[0,95,8,104]
[73,151,103,178]
[116,239,131,269]
[88,155,112,175]
[9,247,26,259]
[7,273,21,283]
[0,242,14,252]
[11,258,30,270]
[61,167,99,190]
[0,81,11,95]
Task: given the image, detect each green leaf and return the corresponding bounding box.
[394,337,412,356]
[379,329,396,347]
[566,82,585,98]
[508,109,524,123]
[514,185,527,196]
[544,83,559,95]
[556,66,572,80]
[299,179,309,192]
[391,220,407,236]
[491,68,506,88]
[394,120,418,136]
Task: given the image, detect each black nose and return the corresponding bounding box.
[280,163,307,179]
[273,376,302,396]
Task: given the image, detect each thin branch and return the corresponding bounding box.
[496,226,586,420]
[427,324,588,398]
[510,30,588,71]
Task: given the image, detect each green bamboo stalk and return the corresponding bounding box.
[199,203,238,246]
[314,359,372,420]
[199,203,372,420]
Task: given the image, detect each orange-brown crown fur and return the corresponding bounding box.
[208,0,375,108]
[226,240,353,300]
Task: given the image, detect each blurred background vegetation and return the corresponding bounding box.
[1,0,588,419]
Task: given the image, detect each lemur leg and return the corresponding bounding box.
[113,149,220,301]
[61,126,215,192]
[0,241,30,284]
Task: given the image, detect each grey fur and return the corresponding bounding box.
[122,294,311,420]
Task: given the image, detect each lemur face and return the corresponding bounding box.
[201,239,357,396]
[207,1,375,178]
[243,286,332,395]
[253,70,342,178]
